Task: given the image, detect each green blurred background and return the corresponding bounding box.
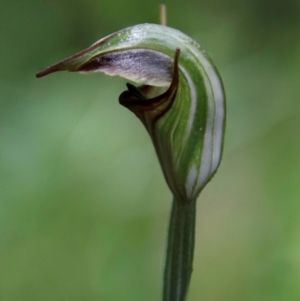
[1,0,300,300]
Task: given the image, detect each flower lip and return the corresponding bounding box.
[126,83,147,100]
[118,48,180,119]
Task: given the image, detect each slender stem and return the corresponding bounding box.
[163,197,197,301]
[160,4,167,26]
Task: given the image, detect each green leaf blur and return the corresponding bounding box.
[1,0,299,300]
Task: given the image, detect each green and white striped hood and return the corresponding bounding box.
[37,23,226,202]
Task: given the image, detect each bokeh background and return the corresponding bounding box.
[1,0,299,300]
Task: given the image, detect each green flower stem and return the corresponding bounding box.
[163,197,197,301]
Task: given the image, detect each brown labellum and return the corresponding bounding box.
[119,48,180,135]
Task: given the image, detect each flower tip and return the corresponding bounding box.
[36,61,65,78]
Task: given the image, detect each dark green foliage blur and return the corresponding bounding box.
[1,0,299,300]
